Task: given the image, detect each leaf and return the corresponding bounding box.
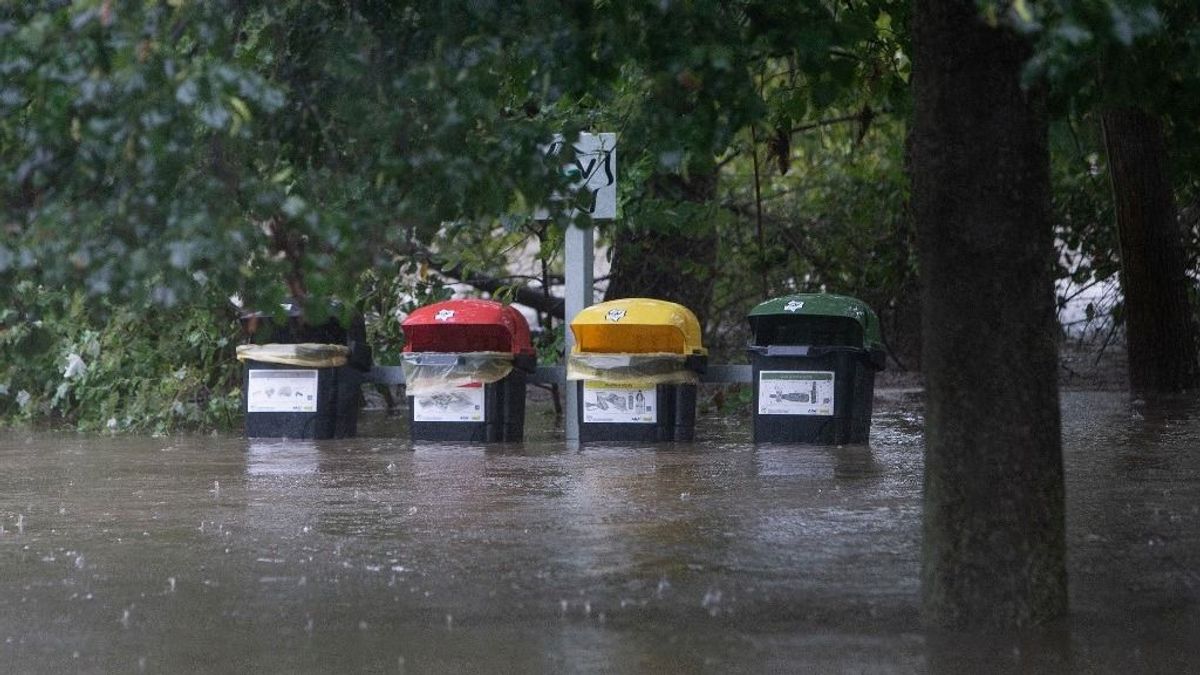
[197,103,230,129]
[1013,0,1034,24]
[228,96,251,121]
[1110,5,1134,46]
[175,79,198,106]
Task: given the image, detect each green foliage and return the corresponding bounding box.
[2,0,915,308]
[357,265,452,365]
[534,323,565,366]
[705,113,916,359]
[1012,0,1200,179]
[698,383,753,416]
[0,282,242,434]
[13,0,1177,434]
[990,0,1200,337]
[1,0,587,312]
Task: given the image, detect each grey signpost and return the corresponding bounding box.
[545,133,616,443]
[563,222,595,442]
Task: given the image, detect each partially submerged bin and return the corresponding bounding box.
[238,304,372,439]
[568,298,707,442]
[401,299,535,442]
[747,294,885,444]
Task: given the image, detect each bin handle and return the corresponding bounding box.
[746,344,886,370]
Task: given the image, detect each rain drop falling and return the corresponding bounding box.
[702,588,722,616]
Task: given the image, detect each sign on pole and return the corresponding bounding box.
[538,132,616,442]
[535,132,617,221]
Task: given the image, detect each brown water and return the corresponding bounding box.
[0,390,1197,673]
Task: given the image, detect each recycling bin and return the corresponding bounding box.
[401,299,535,442]
[238,303,373,439]
[747,293,886,444]
[568,298,707,442]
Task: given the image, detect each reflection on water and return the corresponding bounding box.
[0,391,1196,672]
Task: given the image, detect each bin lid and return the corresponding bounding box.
[570,298,706,355]
[402,299,534,355]
[747,293,883,350]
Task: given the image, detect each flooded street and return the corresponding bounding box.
[1,390,1198,673]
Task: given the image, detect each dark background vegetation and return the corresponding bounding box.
[3,0,1200,629]
[4,1,1194,431]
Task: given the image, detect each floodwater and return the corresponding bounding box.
[0,390,1197,673]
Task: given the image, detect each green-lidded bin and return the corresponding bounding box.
[747,294,886,444]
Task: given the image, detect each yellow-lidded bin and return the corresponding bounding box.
[571,298,707,355]
[568,298,707,442]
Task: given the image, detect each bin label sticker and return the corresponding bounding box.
[784,300,805,312]
[583,381,655,423]
[605,308,626,322]
[413,382,485,422]
[758,371,835,416]
[434,309,455,322]
[247,369,319,413]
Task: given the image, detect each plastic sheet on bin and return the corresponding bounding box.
[236,343,350,368]
[402,352,515,394]
[566,352,699,386]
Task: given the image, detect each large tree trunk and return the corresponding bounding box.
[604,172,719,327]
[911,0,1068,628]
[1101,108,1199,393]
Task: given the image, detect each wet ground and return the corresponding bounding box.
[0,390,1197,673]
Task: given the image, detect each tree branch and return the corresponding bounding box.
[396,243,566,319]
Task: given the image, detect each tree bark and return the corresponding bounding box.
[604,171,719,327]
[911,0,1067,628]
[1101,108,1199,393]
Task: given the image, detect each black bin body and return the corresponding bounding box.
[240,303,371,439]
[576,381,699,443]
[749,346,876,444]
[408,367,528,443]
[242,360,363,439]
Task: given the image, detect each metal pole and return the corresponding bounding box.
[564,221,594,442]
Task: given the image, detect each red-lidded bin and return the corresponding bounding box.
[401,299,535,442]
